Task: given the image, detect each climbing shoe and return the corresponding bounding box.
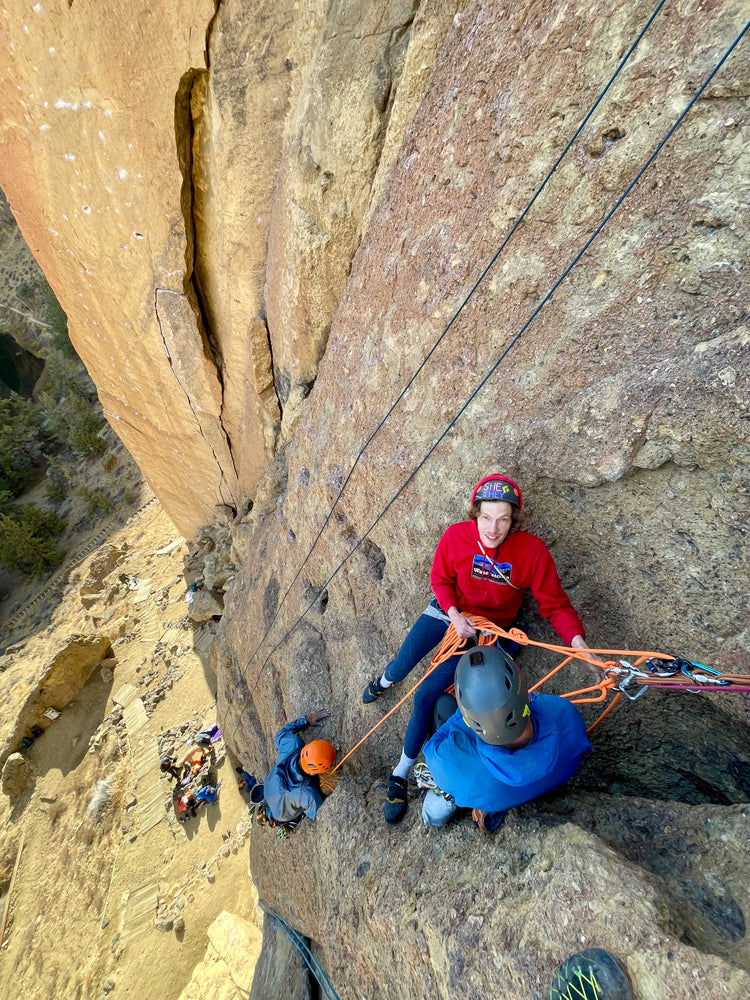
[362,677,388,703]
[383,774,408,824]
[471,808,507,833]
[549,949,632,1000]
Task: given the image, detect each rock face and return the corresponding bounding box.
[248,913,313,1000]
[0,0,447,536]
[248,789,750,1000]
[0,0,232,537]
[223,1,750,997]
[0,633,112,767]
[1,0,749,997]
[177,910,263,1000]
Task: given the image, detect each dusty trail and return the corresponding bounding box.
[0,503,261,1000]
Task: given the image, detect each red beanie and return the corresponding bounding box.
[471,474,523,510]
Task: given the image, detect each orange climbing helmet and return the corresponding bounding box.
[299,739,336,775]
[472,474,522,510]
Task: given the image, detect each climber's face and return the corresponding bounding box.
[476,501,513,549]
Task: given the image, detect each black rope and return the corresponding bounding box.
[242,0,668,673]
[250,13,749,688]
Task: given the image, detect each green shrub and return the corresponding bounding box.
[38,373,108,458]
[45,478,66,504]
[0,393,50,496]
[43,352,96,403]
[0,504,66,576]
[44,453,70,486]
[41,282,75,357]
[43,455,69,504]
[0,281,109,498]
[77,486,114,517]
[68,425,108,458]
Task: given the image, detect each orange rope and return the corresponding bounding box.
[585,691,622,733]
[329,614,748,775]
[459,616,635,732]
[328,626,488,776]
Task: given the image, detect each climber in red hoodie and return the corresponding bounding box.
[361,473,598,825]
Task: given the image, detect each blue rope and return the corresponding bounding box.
[259,902,341,1000]
[249,13,749,688]
[242,0,668,676]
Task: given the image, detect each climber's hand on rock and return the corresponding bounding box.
[306,709,331,727]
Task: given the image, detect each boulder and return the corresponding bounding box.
[0,634,112,769]
[99,657,117,685]
[187,589,224,623]
[185,515,236,592]
[78,545,128,599]
[178,910,262,1000]
[1,752,31,798]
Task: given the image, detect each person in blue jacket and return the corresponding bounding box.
[419,645,591,829]
[256,710,335,828]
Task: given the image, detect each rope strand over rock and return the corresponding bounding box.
[243,0,672,685]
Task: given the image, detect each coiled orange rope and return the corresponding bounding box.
[327,617,533,780]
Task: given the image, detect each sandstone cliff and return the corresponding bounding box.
[1,0,749,997]
[0,0,461,536]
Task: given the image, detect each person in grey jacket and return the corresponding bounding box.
[260,710,334,826]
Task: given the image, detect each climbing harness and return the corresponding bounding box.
[243,0,670,681]
[414,761,453,800]
[249,802,300,839]
[259,902,342,1000]
[246,13,749,692]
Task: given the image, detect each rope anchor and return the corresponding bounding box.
[325,617,750,782]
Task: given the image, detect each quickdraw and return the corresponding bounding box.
[614,657,750,694]
[249,802,299,839]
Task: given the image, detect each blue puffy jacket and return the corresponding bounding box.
[263,717,324,824]
[423,694,591,812]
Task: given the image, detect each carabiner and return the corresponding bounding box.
[616,671,649,701]
[643,657,682,678]
[680,661,731,686]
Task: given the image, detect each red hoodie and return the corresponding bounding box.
[429,521,585,645]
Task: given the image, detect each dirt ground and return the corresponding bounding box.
[0,500,261,1000]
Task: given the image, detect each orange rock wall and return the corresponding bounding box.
[0,1,235,536]
[0,0,449,536]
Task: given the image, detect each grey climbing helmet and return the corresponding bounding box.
[455,645,530,746]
